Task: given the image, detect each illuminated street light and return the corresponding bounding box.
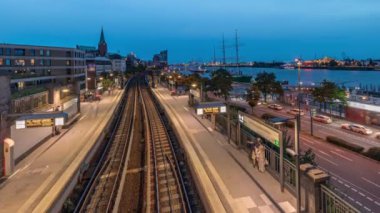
[191,83,197,88]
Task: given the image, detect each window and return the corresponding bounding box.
[46,50,50,56]
[14,49,25,56]
[5,48,11,55]
[14,59,26,66]
[40,59,44,66]
[66,60,71,66]
[39,49,44,56]
[31,59,35,66]
[46,60,51,66]
[0,58,3,66]
[0,48,3,55]
[30,49,36,56]
[5,59,11,66]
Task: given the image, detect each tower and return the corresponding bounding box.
[98,27,108,57]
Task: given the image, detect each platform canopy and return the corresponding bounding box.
[15,112,68,129]
[195,102,227,115]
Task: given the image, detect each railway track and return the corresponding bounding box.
[75,80,137,213]
[72,76,201,212]
[141,84,191,213]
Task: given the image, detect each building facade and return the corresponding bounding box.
[0,44,86,113]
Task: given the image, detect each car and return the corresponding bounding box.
[312,115,332,124]
[287,108,305,116]
[341,123,373,135]
[268,104,283,110]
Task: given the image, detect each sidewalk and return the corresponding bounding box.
[153,86,296,213]
[0,90,123,213]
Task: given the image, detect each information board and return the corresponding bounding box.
[239,112,282,147]
[26,118,54,128]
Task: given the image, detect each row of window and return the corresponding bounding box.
[0,48,85,58]
[0,58,85,67]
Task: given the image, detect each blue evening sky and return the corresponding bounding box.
[1,0,380,63]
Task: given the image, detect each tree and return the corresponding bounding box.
[208,69,233,101]
[253,71,283,102]
[311,80,347,113]
[246,84,260,113]
[102,78,114,92]
[300,148,317,166]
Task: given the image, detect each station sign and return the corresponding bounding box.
[196,104,226,115]
[15,112,68,129]
[238,111,282,147]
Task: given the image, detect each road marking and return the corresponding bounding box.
[367,197,373,202]
[338,180,343,184]
[330,150,353,162]
[351,188,358,192]
[183,107,189,111]
[359,192,366,197]
[375,201,380,206]
[344,184,350,188]
[331,176,337,180]
[364,206,371,212]
[362,177,380,188]
[318,156,338,166]
[355,201,363,206]
[348,196,355,202]
[318,150,332,157]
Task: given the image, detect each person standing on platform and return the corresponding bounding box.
[257,144,266,172]
[251,146,258,168]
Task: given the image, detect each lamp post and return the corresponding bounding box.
[296,60,302,213]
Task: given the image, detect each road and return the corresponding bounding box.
[208,95,380,212]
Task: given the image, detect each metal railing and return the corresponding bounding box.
[320,184,360,213]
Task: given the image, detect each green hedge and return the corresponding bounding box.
[364,147,380,162]
[326,136,364,153]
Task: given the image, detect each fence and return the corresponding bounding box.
[320,184,359,213]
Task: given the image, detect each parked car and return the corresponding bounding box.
[341,124,373,135]
[312,115,332,124]
[287,108,305,116]
[268,104,283,110]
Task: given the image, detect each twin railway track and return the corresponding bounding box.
[72,76,201,213]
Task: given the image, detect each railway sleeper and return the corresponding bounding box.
[161,203,182,213]
[159,177,176,185]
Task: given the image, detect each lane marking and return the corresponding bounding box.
[359,192,366,197]
[318,155,338,166]
[318,150,332,157]
[330,150,353,162]
[355,201,363,206]
[183,107,189,111]
[344,184,350,188]
[338,180,343,184]
[319,166,380,201]
[364,206,371,212]
[375,201,380,206]
[351,188,358,192]
[362,177,380,188]
[367,197,373,202]
[348,196,355,202]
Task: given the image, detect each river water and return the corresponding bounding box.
[210,67,380,88]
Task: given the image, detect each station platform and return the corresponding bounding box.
[153,86,296,213]
[0,90,123,212]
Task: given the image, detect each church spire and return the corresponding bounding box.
[99,27,106,44]
[98,27,108,57]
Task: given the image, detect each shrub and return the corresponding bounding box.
[326,136,364,153]
[363,147,380,162]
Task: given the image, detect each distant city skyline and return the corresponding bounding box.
[1,0,380,63]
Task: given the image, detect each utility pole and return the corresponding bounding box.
[213,46,216,65]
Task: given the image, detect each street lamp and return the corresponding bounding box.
[296,60,302,213]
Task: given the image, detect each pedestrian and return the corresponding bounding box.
[251,147,258,168]
[257,144,266,172]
